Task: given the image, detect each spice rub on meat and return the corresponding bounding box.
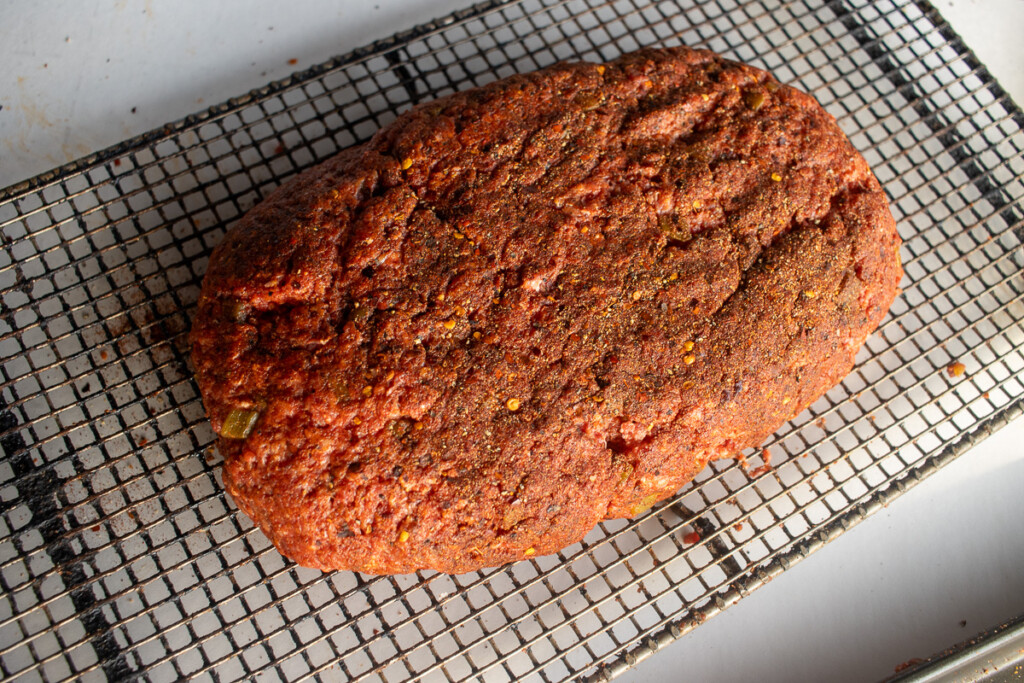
[191,47,901,574]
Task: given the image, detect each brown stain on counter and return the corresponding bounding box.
[5,74,92,168]
[15,76,54,129]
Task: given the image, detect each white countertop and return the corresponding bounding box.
[2,1,1022,681]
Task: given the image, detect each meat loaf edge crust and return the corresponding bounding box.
[191,47,902,574]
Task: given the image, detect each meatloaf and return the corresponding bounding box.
[191,46,901,575]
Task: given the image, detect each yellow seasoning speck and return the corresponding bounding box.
[385,370,395,381]
[443,319,457,330]
[524,547,535,556]
[506,398,521,412]
[771,172,783,182]
[683,340,695,352]
[398,530,410,543]
[401,158,413,170]
[353,417,362,425]
[632,291,642,300]
[362,385,373,397]
[669,272,678,281]
[692,199,703,209]
[683,354,696,365]
[701,93,710,101]
[596,65,606,75]
[473,331,482,340]
[803,290,818,299]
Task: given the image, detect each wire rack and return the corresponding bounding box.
[0,0,1022,681]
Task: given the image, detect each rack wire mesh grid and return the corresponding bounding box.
[0,0,1022,680]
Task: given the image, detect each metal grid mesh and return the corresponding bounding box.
[1,0,1022,680]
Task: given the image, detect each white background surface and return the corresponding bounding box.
[1,1,1022,681]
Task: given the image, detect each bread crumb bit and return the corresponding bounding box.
[401,158,413,170]
[683,354,696,365]
[771,172,782,182]
[506,398,521,412]
[947,361,966,377]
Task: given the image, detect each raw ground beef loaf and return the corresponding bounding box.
[190,46,902,575]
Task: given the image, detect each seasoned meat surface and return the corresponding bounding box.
[191,47,901,574]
